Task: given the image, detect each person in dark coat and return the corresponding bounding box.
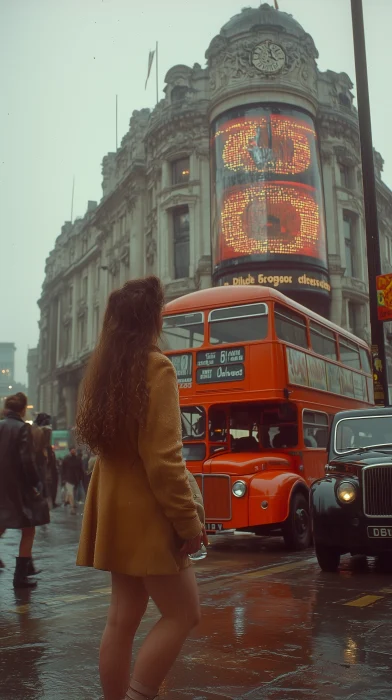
[0,393,48,588]
[61,448,85,514]
[34,413,59,508]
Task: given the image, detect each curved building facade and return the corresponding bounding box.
[37,4,392,425]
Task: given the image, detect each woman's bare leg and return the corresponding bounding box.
[100,573,149,700]
[19,527,35,558]
[127,566,201,699]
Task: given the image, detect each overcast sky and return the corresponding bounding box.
[0,0,391,383]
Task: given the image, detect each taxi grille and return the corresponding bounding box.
[363,465,392,517]
[194,475,231,521]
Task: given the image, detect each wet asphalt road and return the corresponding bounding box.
[0,507,392,700]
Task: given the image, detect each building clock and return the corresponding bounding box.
[252,41,286,74]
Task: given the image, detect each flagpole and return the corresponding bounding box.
[116,94,118,150]
[155,41,159,105]
[70,176,75,224]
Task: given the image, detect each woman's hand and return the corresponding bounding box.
[180,527,209,555]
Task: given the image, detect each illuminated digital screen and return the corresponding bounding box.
[211,105,330,300]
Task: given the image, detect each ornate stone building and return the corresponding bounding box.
[37,4,392,427]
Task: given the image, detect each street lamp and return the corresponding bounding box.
[350,0,390,406]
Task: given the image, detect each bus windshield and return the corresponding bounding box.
[208,402,298,454]
[161,312,204,350]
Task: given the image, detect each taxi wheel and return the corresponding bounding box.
[282,492,312,551]
[315,544,341,572]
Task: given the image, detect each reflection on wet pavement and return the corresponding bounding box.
[0,509,391,699]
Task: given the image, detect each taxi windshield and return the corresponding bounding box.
[335,415,392,453]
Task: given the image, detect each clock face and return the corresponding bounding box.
[252,42,286,74]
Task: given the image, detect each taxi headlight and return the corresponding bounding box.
[336,481,357,504]
[232,480,247,498]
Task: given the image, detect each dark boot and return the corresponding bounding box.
[13,557,37,589]
[26,558,42,576]
[0,559,5,568]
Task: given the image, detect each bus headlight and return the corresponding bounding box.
[232,480,247,498]
[336,482,357,504]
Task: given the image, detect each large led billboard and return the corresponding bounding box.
[211,105,330,309]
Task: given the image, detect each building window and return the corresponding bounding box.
[95,262,100,290]
[343,212,358,278]
[82,276,88,300]
[82,236,88,255]
[348,301,363,338]
[339,165,352,189]
[93,307,100,340]
[171,86,188,103]
[339,92,351,108]
[173,206,190,279]
[65,324,72,357]
[386,236,392,265]
[78,315,87,350]
[68,285,73,308]
[147,188,153,213]
[172,158,190,185]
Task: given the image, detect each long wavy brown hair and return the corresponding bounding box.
[76,276,164,458]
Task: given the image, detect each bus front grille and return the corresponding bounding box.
[363,465,392,517]
[195,474,231,521]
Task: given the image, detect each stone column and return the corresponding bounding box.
[63,384,78,429]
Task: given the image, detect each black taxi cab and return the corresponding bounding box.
[310,407,392,572]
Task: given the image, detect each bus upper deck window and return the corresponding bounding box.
[359,347,371,374]
[274,304,308,349]
[310,321,337,360]
[161,312,204,350]
[339,337,361,369]
[209,303,268,345]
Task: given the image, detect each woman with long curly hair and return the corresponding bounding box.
[76,276,206,700]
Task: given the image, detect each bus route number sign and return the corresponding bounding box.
[167,353,193,387]
[196,347,245,367]
[197,363,245,384]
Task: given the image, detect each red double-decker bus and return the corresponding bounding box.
[161,285,373,549]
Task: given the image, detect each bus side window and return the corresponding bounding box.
[339,337,361,369]
[359,347,371,374]
[303,410,329,448]
[274,304,308,349]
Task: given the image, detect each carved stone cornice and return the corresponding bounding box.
[160,192,198,210]
[327,254,345,276]
[146,111,209,153]
[341,277,369,298]
[317,110,360,151]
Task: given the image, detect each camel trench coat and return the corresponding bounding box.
[76,352,203,576]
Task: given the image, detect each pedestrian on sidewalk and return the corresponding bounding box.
[0,393,50,587]
[76,276,206,700]
[61,448,85,514]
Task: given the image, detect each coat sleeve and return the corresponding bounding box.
[20,423,40,488]
[138,355,202,541]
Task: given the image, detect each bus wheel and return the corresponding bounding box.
[315,544,340,572]
[283,492,311,551]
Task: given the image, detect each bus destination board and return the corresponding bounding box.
[167,353,193,387]
[197,363,245,384]
[196,346,245,367]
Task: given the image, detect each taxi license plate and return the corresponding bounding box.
[367,526,392,538]
[206,523,224,532]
